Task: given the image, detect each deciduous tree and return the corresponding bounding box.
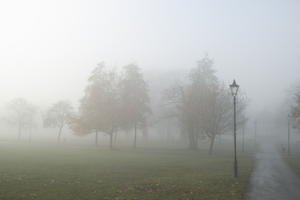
[43,101,73,143]
[164,56,247,153]
[119,64,151,148]
[71,63,120,149]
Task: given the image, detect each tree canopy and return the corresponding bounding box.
[164,56,247,152]
[43,100,73,142]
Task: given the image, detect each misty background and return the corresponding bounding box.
[0,0,299,143]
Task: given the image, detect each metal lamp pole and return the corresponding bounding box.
[230,80,239,178]
[233,94,238,177]
[254,121,257,147]
[288,114,291,156]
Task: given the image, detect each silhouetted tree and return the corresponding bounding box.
[43,101,73,143]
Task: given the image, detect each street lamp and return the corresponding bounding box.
[230,80,239,178]
[287,114,292,156]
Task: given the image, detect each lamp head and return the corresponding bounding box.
[230,80,239,97]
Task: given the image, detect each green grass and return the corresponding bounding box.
[0,143,253,200]
[284,144,300,175]
[286,150,300,176]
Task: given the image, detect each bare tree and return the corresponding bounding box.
[43,101,73,143]
[201,85,248,154]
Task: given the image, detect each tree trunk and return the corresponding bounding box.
[209,135,216,155]
[109,132,113,150]
[95,131,99,146]
[188,128,197,150]
[57,126,63,143]
[134,123,137,149]
[188,136,198,150]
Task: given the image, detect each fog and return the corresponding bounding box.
[0,0,299,111]
[0,0,299,148]
[0,1,300,199]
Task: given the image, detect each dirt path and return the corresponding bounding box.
[246,143,300,200]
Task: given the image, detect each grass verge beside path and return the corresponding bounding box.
[287,156,300,175]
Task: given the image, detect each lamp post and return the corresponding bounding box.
[242,126,245,152]
[288,114,292,156]
[230,80,239,178]
[254,121,257,147]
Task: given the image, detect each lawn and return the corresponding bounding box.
[0,143,253,200]
[286,150,300,176]
[284,143,300,175]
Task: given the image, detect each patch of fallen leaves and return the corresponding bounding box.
[134,182,162,192]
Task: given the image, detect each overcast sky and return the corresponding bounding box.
[0,0,299,114]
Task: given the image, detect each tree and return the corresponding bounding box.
[71,63,120,149]
[6,98,37,140]
[43,101,73,143]
[201,84,247,154]
[291,89,300,130]
[164,56,216,150]
[164,56,247,153]
[119,64,151,148]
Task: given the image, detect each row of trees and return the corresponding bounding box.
[3,98,73,142]
[69,63,151,149]
[4,63,150,148]
[3,56,248,154]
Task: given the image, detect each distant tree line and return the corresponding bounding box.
[3,56,248,154]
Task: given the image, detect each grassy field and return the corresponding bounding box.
[0,143,253,200]
[286,143,300,175]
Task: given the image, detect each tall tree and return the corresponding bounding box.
[43,101,73,143]
[164,56,217,150]
[6,98,37,140]
[164,56,247,152]
[291,89,300,130]
[119,64,151,148]
[201,84,247,154]
[71,63,120,149]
